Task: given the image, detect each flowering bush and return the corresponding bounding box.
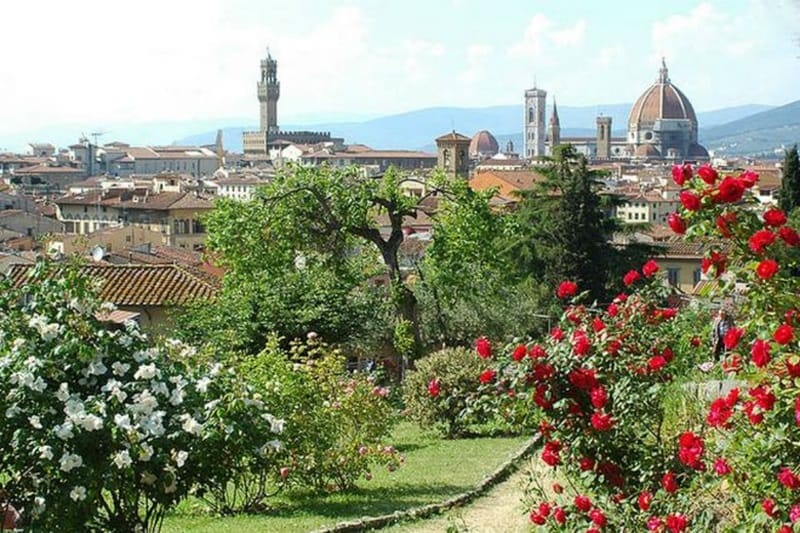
[238,337,401,493]
[402,347,492,437]
[479,164,800,530]
[0,260,284,531]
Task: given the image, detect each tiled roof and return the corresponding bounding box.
[14,164,84,175]
[7,263,219,306]
[435,131,471,142]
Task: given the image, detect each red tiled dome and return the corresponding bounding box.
[628,61,697,129]
[469,130,499,159]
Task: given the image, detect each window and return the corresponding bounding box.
[693,268,702,286]
[667,268,680,286]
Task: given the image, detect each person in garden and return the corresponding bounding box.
[710,306,735,360]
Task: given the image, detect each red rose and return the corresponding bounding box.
[574,495,592,513]
[690,336,701,347]
[764,208,788,227]
[478,368,495,384]
[475,336,492,358]
[592,317,606,332]
[778,467,800,490]
[541,440,561,466]
[756,259,779,280]
[661,471,678,493]
[552,483,563,494]
[573,334,591,356]
[556,280,578,299]
[701,251,727,278]
[707,397,734,427]
[638,491,653,511]
[529,344,546,359]
[642,259,660,277]
[796,396,800,427]
[667,212,687,234]
[590,411,614,431]
[623,269,641,286]
[647,516,663,531]
[550,327,564,341]
[648,355,667,372]
[590,386,608,409]
[716,212,736,237]
[779,226,800,246]
[749,229,776,254]
[606,338,622,355]
[579,456,595,471]
[528,511,545,525]
[538,502,551,518]
[697,164,718,185]
[672,163,692,185]
[679,190,702,211]
[569,367,599,390]
[750,385,776,411]
[427,378,440,398]
[774,323,794,345]
[553,507,567,524]
[779,525,793,533]
[713,458,731,476]
[723,327,745,350]
[714,176,746,204]
[739,170,759,187]
[512,344,527,362]
[665,513,688,532]
[607,302,619,317]
[589,508,607,527]
[750,339,771,368]
[762,497,779,518]
[678,432,705,470]
[787,359,800,377]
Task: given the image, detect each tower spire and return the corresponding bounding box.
[550,97,560,126]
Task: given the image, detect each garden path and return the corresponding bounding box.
[385,463,537,533]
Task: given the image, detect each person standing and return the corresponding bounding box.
[710,307,735,360]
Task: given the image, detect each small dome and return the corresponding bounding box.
[469,130,499,159]
[628,60,698,129]
[689,143,709,158]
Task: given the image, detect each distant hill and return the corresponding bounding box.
[179,103,775,154]
[700,100,800,156]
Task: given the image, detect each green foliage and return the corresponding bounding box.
[508,145,639,303]
[402,347,488,437]
[779,144,800,213]
[238,338,400,493]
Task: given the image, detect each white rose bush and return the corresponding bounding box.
[0,260,285,532]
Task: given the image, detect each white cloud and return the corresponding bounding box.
[459,44,493,83]
[509,15,587,60]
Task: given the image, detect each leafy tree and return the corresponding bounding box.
[507,144,637,302]
[779,144,800,213]
[177,187,385,354]
[417,180,556,345]
[195,164,448,362]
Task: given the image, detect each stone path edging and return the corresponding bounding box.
[310,435,540,533]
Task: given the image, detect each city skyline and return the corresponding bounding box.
[1,0,798,151]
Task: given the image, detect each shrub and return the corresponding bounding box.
[0,260,284,531]
[238,337,401,494]
[403,347,490,437]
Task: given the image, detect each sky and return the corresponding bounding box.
[1,0,799,149]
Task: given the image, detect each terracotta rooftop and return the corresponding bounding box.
[7,263,219,306]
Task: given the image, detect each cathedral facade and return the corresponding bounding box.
[523,60,708,162]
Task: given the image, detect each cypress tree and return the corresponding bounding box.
[779,145,800,213]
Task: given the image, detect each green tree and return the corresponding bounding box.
[779,144,800,213]
[198,164,448,361]
[177,185,386,354]
[508,145,624,302]
[417,179,556,345]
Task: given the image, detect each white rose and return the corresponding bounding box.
[29,415,43,429]
[134,364,158,380]
[174,450,188,468]
[39,446,54,460]
[59,453,83,472]
[113,450,132,469]
[69,486,86,501]
[112,361,131,376]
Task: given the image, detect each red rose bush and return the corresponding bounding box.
[472,165,800,530]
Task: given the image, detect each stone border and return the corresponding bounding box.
[310,435,540,533]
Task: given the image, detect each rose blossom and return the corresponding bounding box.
[756,259,779,280]
[661,471,679,493]
[713,458,731,476]
[779,226,800,246]
[475,337,491,358]
[749,229,776,254]
[623,269,641,286]
[764,208,788,227]
[750,339,771,368]
[775,324,794,345]
[642,259,660,277]
[697,164,719,184]
[556,280,578,299]
[667,212,687,234]
[679,190,702,211]
[672,164,692,185]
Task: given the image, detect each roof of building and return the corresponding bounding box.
[470,169,548,201]
[469,130,500,158]
[7,263,219,306]
[629,60,698,128]
[13,164,85,175]
[435,131,471,143]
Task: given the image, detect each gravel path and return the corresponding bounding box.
[383,465,534,533]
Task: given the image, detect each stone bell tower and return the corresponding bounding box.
[258,49,280,135]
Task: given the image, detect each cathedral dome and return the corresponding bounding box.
[628,60,698,129]
[469,130,499,159]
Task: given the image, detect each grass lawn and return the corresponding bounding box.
[163,422,530,533]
